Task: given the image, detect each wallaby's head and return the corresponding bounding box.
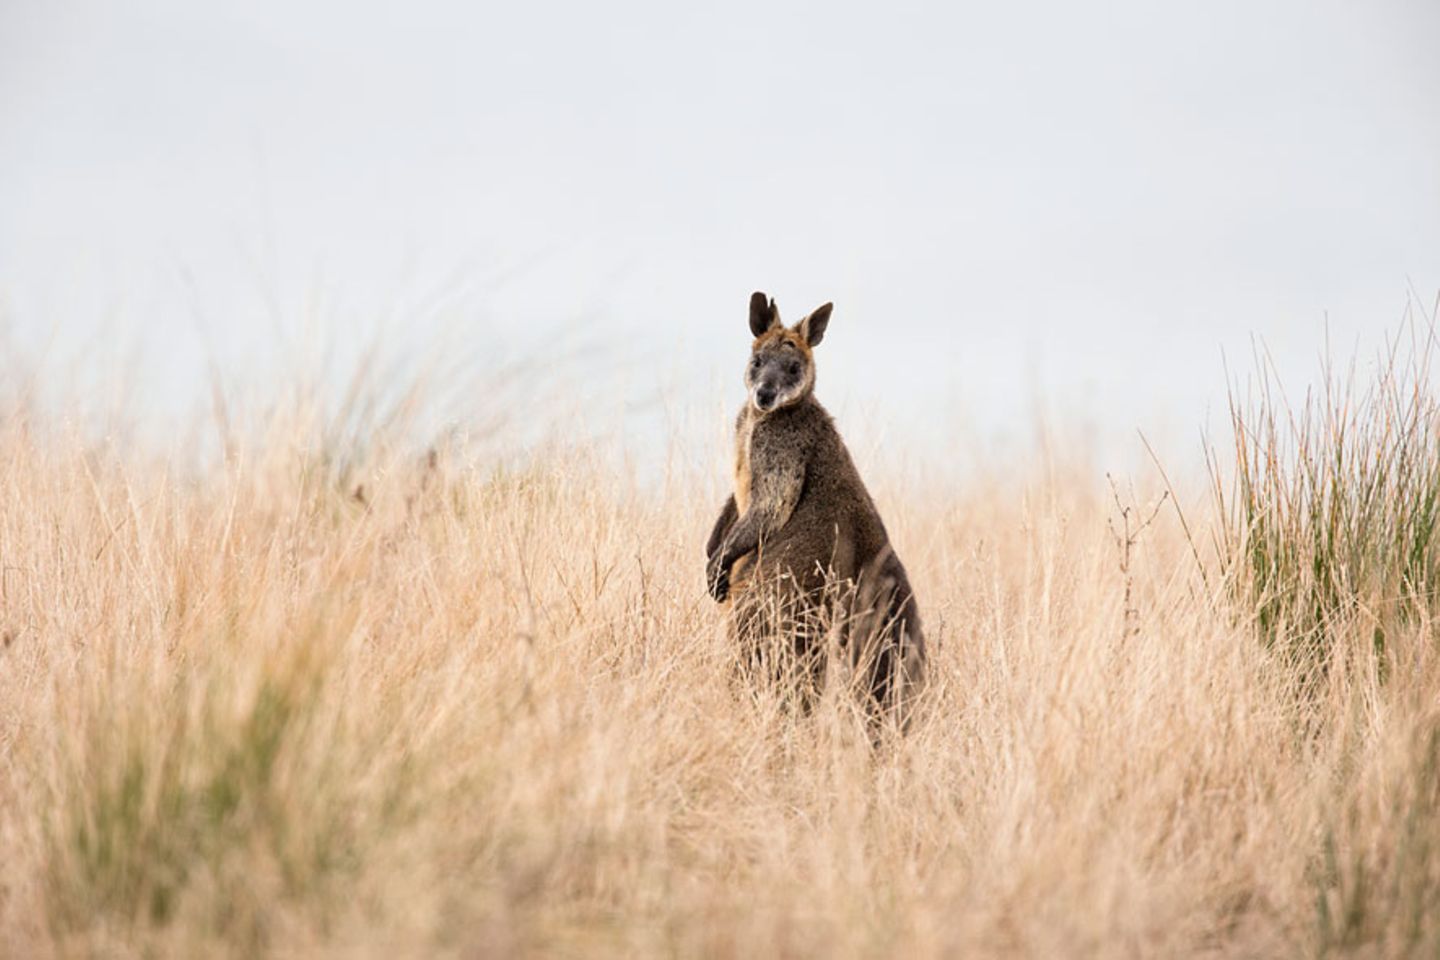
[744,291,833,415]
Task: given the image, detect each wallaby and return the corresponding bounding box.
[705,291,926,719]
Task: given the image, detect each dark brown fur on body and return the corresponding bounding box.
[705,292,926,718]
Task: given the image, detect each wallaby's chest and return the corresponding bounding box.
[733,417,754,514]
[734,412,805,515]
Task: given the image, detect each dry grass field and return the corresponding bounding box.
[3,318,1440,958]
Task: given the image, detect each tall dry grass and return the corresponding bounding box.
[2,317,1439,957]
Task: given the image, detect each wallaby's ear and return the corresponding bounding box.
[798,302,833,347]
[749,291,780,337]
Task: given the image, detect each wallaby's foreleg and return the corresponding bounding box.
[705,495,738,559]
[706,463,804,602]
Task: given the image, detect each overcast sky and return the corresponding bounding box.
[2,0,1438,465]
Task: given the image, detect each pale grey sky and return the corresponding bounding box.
[2,0,1438,464]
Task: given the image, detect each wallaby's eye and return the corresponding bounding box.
[787,361,801,377]
[751,356,762,370]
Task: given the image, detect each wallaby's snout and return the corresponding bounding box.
[747,345,804,414]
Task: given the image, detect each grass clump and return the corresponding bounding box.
[40,620,408,953]
[1212,305,1440,679]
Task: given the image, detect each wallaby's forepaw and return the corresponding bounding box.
[706,556,730,602]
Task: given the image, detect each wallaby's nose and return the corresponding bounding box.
[756,386,777,409]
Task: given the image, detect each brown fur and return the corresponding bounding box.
[705,293,926,720]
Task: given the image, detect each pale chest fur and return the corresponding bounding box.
[733,411,755,514]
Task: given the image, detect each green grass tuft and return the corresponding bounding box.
[44,647,381,948]
[1211,304,1440,682]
